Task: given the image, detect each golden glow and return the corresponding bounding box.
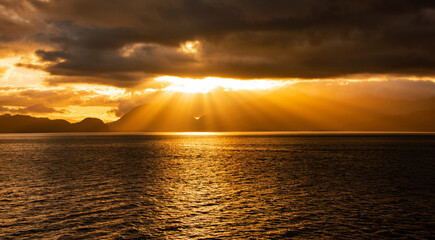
[180,41,200,54]
[71,84,127,100]
[43,106,119,123]
[0,82,134,122]
[0,56,47,87]
[175,132,220,135]
[2,50,434,126]
[119,43,147,57]
[156,76,289,93]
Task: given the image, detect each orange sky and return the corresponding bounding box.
[1,1,434,123]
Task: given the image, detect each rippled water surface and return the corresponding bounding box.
[0,133,434,239]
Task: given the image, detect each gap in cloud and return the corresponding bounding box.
[155,76,291,93]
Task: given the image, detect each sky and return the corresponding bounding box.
[0,0,434,122]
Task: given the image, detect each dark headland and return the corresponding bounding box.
[0,114,108,133]
[1,106,434,133]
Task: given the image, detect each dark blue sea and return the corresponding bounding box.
[0,132,434,239]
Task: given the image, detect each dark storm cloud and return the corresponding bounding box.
[0,0,42,40]
[2,0,435,86]
[35,49,70,62]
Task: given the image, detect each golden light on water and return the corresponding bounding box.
[174,132,220,135]
[1,1,434,238]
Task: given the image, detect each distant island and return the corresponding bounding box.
[0,114,108,133]
[1,104,434,133]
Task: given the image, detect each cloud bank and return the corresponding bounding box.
[0,0,434,86]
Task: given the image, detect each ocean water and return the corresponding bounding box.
[0,132,434,239]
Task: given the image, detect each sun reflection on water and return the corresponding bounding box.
[174,132,221,136]
[1,134,433,239]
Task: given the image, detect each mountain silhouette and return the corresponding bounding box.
[108,91,435,132]
[1,90,434,133]
[72,118,109,132]
[0,115,108,133]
